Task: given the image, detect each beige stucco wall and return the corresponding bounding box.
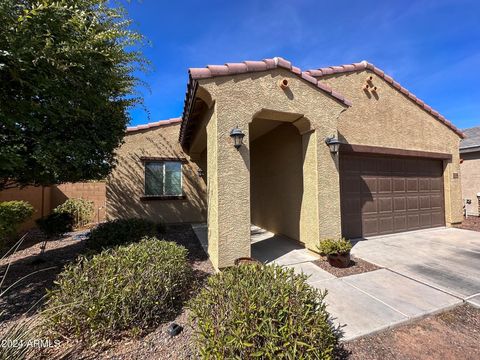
[250,123,303,240]
[461,151,480,216]
[106,123,207,224]
[197,68,346,269]
[320,71,463,225]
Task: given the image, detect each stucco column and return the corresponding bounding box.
[300,131,320,249]
[300,129,342,251]
[206,106,251,270]
[317,131,342,244]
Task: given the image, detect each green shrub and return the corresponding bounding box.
[86,218,163,251]
[189,264,340,359]
[53,198,94,228]
[317,238,352,256]
[36,212,74,238]
[0,201,35,244]
[43,237,192,343]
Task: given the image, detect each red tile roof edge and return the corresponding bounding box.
[180,57,353,146]
[187,57,352,107]
[126,118,182,133]
[305,61,465,138]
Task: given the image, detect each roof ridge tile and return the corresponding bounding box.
[127,118,182,133]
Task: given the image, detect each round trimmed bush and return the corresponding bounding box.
[0,200,34,245]
[189,264,340,359]
[86,218,163,251]
[43,237,192,343]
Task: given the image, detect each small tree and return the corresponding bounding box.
[0,0,148,190]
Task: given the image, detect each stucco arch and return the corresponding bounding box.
[251,108,314,135]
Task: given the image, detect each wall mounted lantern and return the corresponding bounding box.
[230,127,245,149]
[325,136,341,154]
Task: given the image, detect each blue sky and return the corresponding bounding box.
[126,0,480,129]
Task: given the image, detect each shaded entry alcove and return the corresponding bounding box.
[249,118,304,244]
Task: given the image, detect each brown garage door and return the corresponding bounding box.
[340,154,445,238]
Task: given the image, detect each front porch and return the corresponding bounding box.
[191,224,318,266]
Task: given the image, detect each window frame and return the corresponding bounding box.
[142,159,184,200]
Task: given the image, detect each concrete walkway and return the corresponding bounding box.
[191,224,476,341]
[351,227,480,308]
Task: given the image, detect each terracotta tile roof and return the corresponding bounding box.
[187,57,352,106]
[126,118,182,133]
[305,61,465,138]
[180,57,353,147]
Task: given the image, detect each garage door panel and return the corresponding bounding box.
[393,178,406,192]
[394,197,406,211]
[407,214,420,228]
[379,217,394,233]
[362,198,377,214]
[407,196,419,210]
[431,211,444,226]
[341,154,445,238]
[420,213,432,227]
[363,218,378,235]
[378,197,393,213]
[419,195,430,209]
[407,178,418,192]
[394,215,407,231]
[363,176,377,193]
[378,178,392,193]
[430,194,443,209]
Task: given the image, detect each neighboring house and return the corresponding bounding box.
[460,126,480,216]
[107,57,464,270]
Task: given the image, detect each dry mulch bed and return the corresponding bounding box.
[0,224,214,359]
[313,256,381,278]
[345,304,480,360]
[455,216,480,232]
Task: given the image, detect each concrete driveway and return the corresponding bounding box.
[351,227,480,307]
[192,224,479,340]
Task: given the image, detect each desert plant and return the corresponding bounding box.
[0,201,34,246]
[85,218,163,251]
[0,316,44,360]
[189,264,340,359]
[317,238,352,256]
[42,237,192,344]
[53,198,94,228]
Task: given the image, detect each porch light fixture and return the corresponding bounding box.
[230,127,245,149]
[325,136,341,154]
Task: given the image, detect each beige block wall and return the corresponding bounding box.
[461,152,480,216]
[320,71,463,225]
[250,123,303,240]
[198,68,346,269]
[0,186,51,231]
[52,182,106,222]
[106,123,207,224]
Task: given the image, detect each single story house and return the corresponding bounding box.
[107,57,464,270]
[460,126,480,216]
